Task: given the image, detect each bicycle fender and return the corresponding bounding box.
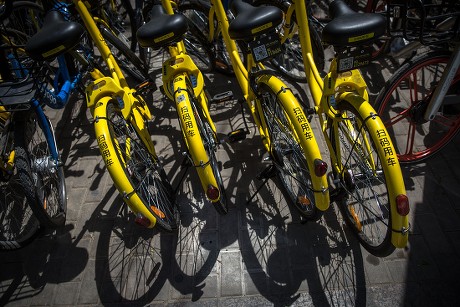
[257,74,330,211]
[338,92,409,248]
[174,76,220,202]
[162,54,204,101]
[93,96,157,228]
[86,77,133,119]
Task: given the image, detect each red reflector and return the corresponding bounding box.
[396,194,410,216]
[314,159,328,177]
[206,185,220,201]
[134,213,152,228]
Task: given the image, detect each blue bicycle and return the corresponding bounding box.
[0,1,85,249]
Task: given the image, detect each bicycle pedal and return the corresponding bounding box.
[214,59,234,75]
[211,91,234,104]
[135,80,156,92]
[226,128,247,143]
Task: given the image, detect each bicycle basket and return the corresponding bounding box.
[1,31,49,110]
[386,0,460,45]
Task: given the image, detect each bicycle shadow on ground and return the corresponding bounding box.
[122,82,241,302]
[0,94,99,306]
[221,129,367,306]
[400,134,460,305]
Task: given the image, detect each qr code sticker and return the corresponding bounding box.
[339,57,354,72]
[253,45,268,62]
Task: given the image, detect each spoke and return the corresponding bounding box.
[404,120,417,155]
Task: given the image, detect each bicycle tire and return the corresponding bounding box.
[99,0,137,52]
[257,82,322,220]
[331,101,396,256]
[0,152,41,250]
[191,96,228,214]
[182,18,215,73]
[178,0,231,74]
[4,1,44,38]
[97,101,178,231]
[14,110,67,228]
[374,51,460,163]
[253,0,326,81]
[99,26,150,84]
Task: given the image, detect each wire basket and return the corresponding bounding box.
[0,25,52,111]
[386,0,460,45]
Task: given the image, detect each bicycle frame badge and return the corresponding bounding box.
[337,46,373,73]
[249,31,282,63]
[162,53,204,101]
[86,77,133,119]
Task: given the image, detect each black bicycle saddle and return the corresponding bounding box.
[228,0,283,41]
[136,5,188,49]
[322,0,386,47]
[25,10,84,61]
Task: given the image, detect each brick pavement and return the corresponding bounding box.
[1,52,460,306]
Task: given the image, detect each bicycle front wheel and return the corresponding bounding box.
[0,171,41,250]
[99,102,178,231]
[374,51,460,163]
[258,82,323,220]
[332,101,400,256]
[14,110,67,228]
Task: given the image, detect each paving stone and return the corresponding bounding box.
[220,251,242,296]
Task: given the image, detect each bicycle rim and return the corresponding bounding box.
[258,84,320,220]
[0,174,41,250]
[105,103,178,231]
[5,1,44,38]
[375,53,460,163]
[14,111,67,228]
[99,26,149,84]
[171,0,215,72]
[332,103,393,256]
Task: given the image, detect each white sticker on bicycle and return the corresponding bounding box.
[253,45,268,62]
[339,57,354,72]
[177,94,186,103]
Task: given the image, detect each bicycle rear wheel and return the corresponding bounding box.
[101,102,178,231]
[258,82,322,220]
[14,110,67,228]
[374,51,460,163]
[332,102,396,256]
[99,26,150,84]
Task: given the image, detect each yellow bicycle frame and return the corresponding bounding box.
[160,0,221,203]
[208,0,330,210]
[291,0,409,247]
[73,0,160,227]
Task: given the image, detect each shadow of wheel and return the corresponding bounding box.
[95,202,174,304]
[239,173,367,305]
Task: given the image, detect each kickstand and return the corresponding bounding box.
[173,155,191,195]
[246,164,277,204]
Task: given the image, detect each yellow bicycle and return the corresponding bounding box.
[189,0,410,255]
[136,0,228,214]
[273,0,410,256]
[29,0,179,231]
[187,0,331,220]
